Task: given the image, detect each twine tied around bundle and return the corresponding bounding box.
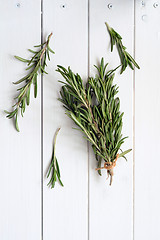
[95,154,119,185]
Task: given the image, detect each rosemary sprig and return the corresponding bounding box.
[47,128,64,188]
[57,58,132,185]
[5,33,54,131]
[105,22,140,74]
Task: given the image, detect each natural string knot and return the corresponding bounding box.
[95,154,119,185]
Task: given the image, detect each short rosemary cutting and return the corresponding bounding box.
[5,33,54,131]
[57,58,132,185]
[47,128,64,188]
[105,22,140,74]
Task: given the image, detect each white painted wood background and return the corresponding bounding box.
[0,0,160,239]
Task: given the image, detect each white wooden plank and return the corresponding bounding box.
[43,1,88,239]
[134,1,160,239]
[89,1,134,239]
[0,1,41,239]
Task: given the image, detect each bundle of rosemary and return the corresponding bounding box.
[5,33,54,131]
[57,58,131,185]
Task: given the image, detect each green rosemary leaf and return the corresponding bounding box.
[97,156,102,176]
[57,65,68,73]
[28,49,38,54]
[13,73,30,85]
[4,110,16,119]
[33,73,38,98]
[40,66,48,74]
[15,113,20,132]
[119,149,128,161]
[34,42,46,47]
[4,110,12,115]
[127,60,134,70]
[102,99,106,118]
[28,50,42,66]
[56,173,64,187]
[118,149,132,158]
[14,56,29,62]
[26,84,31,105]
[46,49,50,61]
[47,161,53,179]
[56,159,64,187]
[56,157,61,177]
[48,46,55,54]
[25,63,36,71]
[22,99,26,116]
[126,51,140,69]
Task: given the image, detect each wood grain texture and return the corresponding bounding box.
[134,1,160,239]
[0,1,41,239]
[89,1,134,239]
[43,1,88,239]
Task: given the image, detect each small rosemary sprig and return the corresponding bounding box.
[105,22,140,74]
[57,58,132,185]
[47,128,64,188]
[5,33,54,131]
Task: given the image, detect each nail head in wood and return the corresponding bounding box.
[16,3,20,8]
[108,3,113,9]
[60,4,66,9]
[153,2,159,8]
